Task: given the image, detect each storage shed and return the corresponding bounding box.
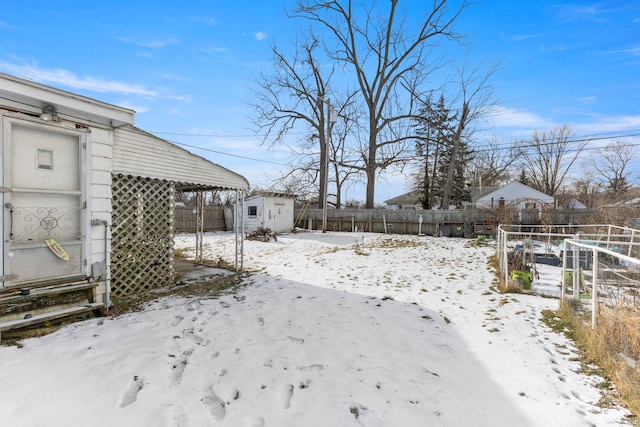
[0,72,248,338]
[243,192,295,233]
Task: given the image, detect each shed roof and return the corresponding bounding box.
[246,192,296,201]
[476,182,554,207]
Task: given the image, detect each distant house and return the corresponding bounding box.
[384,191,422,210]
[475,182,554,210]
[243,192,296,233]
[566,199,587,210]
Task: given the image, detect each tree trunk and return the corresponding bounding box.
[441,103,468,209]
[318,138,327,209]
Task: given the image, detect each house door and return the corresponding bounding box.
[2,119,86,287]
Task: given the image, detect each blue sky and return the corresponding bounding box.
[1,1,639,203]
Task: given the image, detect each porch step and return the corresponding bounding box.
[0,282,98,305]
[0,303,104,341]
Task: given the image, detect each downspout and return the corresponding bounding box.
[91,219,109,312]
[103,220,109,312]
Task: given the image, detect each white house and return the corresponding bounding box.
[243,192,295,233]
[384,191,422,210]
[476,182,554,210]
[0,73,248,338]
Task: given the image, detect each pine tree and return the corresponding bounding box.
[414,95,455,209]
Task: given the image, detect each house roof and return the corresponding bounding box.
[384,191,421,205]
[1,72,249,192]
[0,72,134,128]
[476,182,554,206]
[113,126,249,191]
[246,192,296,201]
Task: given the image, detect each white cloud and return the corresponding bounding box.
[577,114,640,133]
[0,20,16,29]
[488,106,554,130]
[255,32,267,41]
[118,36,178,49]
[577,96,596,105]
[0,61,158,97]
[499,31,549,41]
[199,46,228,54]
[190,16,217,26]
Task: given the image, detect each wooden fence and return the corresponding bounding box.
[174,206,230,233]
[294,208,596,237]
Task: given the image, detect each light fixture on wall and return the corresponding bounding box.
[40,104,57,121]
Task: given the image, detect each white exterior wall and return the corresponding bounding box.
[243,196,294,233]
[269,197,294,232]
[87,127,112,306]
[244,197,265,232]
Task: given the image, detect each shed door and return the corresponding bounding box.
[2,120,86,287]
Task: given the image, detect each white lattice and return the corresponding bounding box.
[110,174,175,296]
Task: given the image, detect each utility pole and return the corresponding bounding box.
[322,98,337,233]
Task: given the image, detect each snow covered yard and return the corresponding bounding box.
[0,232,633,426]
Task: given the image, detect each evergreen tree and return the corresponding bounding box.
[436,129,473,207]
[414,95,455,209]
[518,169,528,185]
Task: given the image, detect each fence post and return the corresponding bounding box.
[502,229,509,288]
[573,234,579,297]
[592,248,598,329]
[561,244,567,300]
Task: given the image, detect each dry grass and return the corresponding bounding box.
[556,299,640,422]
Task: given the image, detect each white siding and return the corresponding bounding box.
[243,195,294,233]
[244,197,264,232]
[272,197,294,232]
[87,127,112,306]
[113,127,248,190]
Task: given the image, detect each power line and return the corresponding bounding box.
[156,129,640,167]
[166,139,287,165]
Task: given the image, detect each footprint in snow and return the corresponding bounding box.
[184,328,210,346]
[287,336,305,344]
[169,349,194,386]
[166,405,188,427]
[256,316,265,327]
[201,387,226,421]
[170,315,184,327]
[243,417,265,427]
[296,364,324,372]
[117,375,144,408]
[277,384,294,409]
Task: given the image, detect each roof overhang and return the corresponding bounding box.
[0,72,135,128]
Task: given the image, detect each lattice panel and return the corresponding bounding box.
[111,174,175,297]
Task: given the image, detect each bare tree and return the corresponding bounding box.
[568,173,601,209]
[265,99,364,208]
[251,34,336,209]
[467,135,521,188]
[440,61,498,209]
[519,125,587,197]
[590,141,637,202]
[292,0,468,208]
